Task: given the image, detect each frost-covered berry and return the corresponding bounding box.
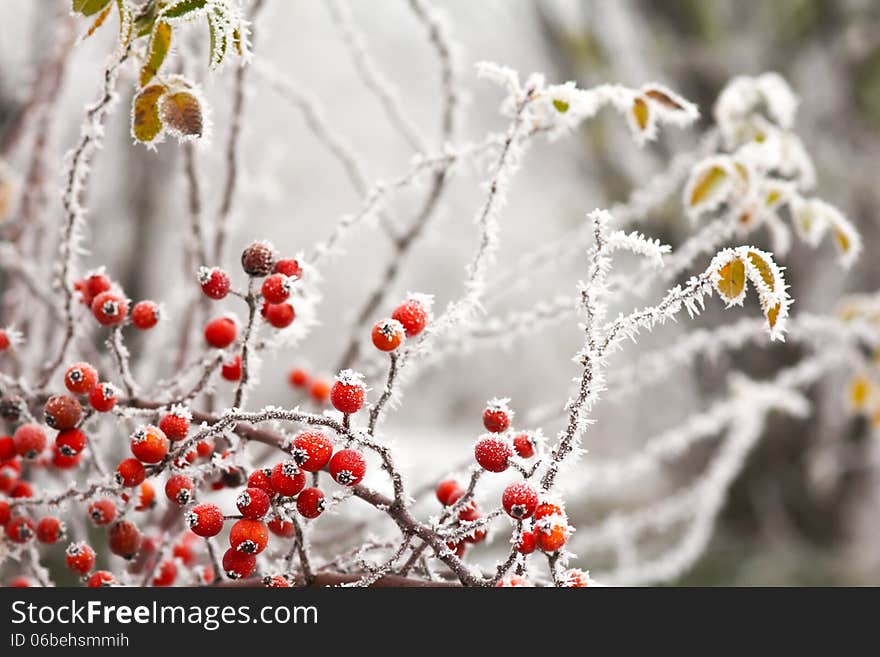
[152,560,177,587]
[371,318,405,352]
[88,498,117,526]
[165,474,195,505]
[187,503,224,537]
[330,370,366,414]
[87,571,116,587]
[6,517,34,543]
[56,428,87,456]
[495,574,534,587]
[173,534,198,566]
[51,444,81,470]
[0,328,20,352]
[288,368,309,388]
[274,258,302,279]
[222,547,256,579]
[474,435,513,473]
[196,438,215,459]
[0,434,13,461]
[534,515,571,553]
[267,514,295,538]
[513,431,536,458]
[10,481,33,498]
[483,398,513,433]
[198,266,231,300]
[241,240,278,277]
[533,502,564,521]
[91,291,129,326]
[516,530,537,555]
[108,520,142,559]
[36,516,65,544]
[132,481,156,511]
[270,460,306,497]
[309,379,330,403]
[115,458,146,487]
[502,483,539,519]
[159,406,190,442]
[289,430,334,472]
[261,273,292,304]
[391,294,432,337]
[264,575,291,588]
[560,569,592,587]
[296,487,326,519]
[74,270,112,307]
[88,382,118,413]
[262,301,295,328]
[44,394,82,430]
[329,449,367,487]
[236,487,271,520]
[230,519,269,554]
[221,354,242,381]
[13,424,46,459]
[247,467,274,494]
[204,316,237,348]
[65,542,95,575]
[64,362,98,395]
[436,479,463,506]
[131,300,160,330]
[130,425,168,464]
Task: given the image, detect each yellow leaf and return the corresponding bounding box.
[83,2,113,39]
[160,91,203,138]
[766,302,780,330]
[131,84,165,143]
[833,228,850,254]
[747,251,775,291]
[689,165,727,207]
[849,375,872,411]
[632,97,649,131]
[140,22,172,87]
[716,257,746,301]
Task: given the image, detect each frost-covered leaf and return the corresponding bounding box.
[715,257,746,303]
[139,21,172,87]
[72,0,112,16]
[131,84,166,143]
[161,0,208,19]
[685,157,735,216]
[82,2,113,39]
[160,90,203,139]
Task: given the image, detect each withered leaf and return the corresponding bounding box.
[160,91,203,138]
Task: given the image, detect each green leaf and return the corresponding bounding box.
[139,22,172,87]
[207,10,227,69]
[131,84,166,143]
[134,0,159,38]
[161,0,209,19]
[72,0,112,16]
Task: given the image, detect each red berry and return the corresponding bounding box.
[159,407,190,442]
[533,502,564,521]
[187,503,224,537]
[221,355,242,381]
[391,295,431,337]
[133,481,156,511]
[196,438,214,459]
[64,362,98,395]
[264,575,291,588]
[0,500,10,525]
[516,530,537,555]
[241,240,277,277]
[131,300,160,329]
[513,431,536,458]
[230,519,269,554]
[0,460,19,492]
[88,498,117,526]
[371,318,405,352]
[330,370,366,414]
[6,516,35,543]
[288,430,333,472]
[274,258,302,279]
[267,514,295,538]
[483,398,513,433]
[270,460,306,497]
[474,435,513,473]
[222,547,256,579]
[87,571,116,587]
[534,514,571,553]
[65,542,96,575]
[56,428,87,456]
[36,516,65,544]
[236,487,271,520]
[436,479,463,506]
[296,487,326,519]
[262,301,295,328]
[247,467,274,494]
[130,425,168,464]
[205,316,237,348]
[88,382,118,413]
[309,379,330,403]
[115,458,146,487]
[198,266,231,300]
[74,271,112,307]
[502,482,539,519]
[9,480,32,498]
[44,394,82,430]
[173,535,198,566]
[13,424,46,459]
[153,560,177,586]
[288,368,309,388]
[51,444,81,469]
[0,435,14,460]
[108,520,142,559]
[261,273,292,304]
[329,449,366,487]
[91,291,129,326]
[495,574,533,587]
[165,474,195,505]
[560,569,592,587]
[8,576,32,587]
